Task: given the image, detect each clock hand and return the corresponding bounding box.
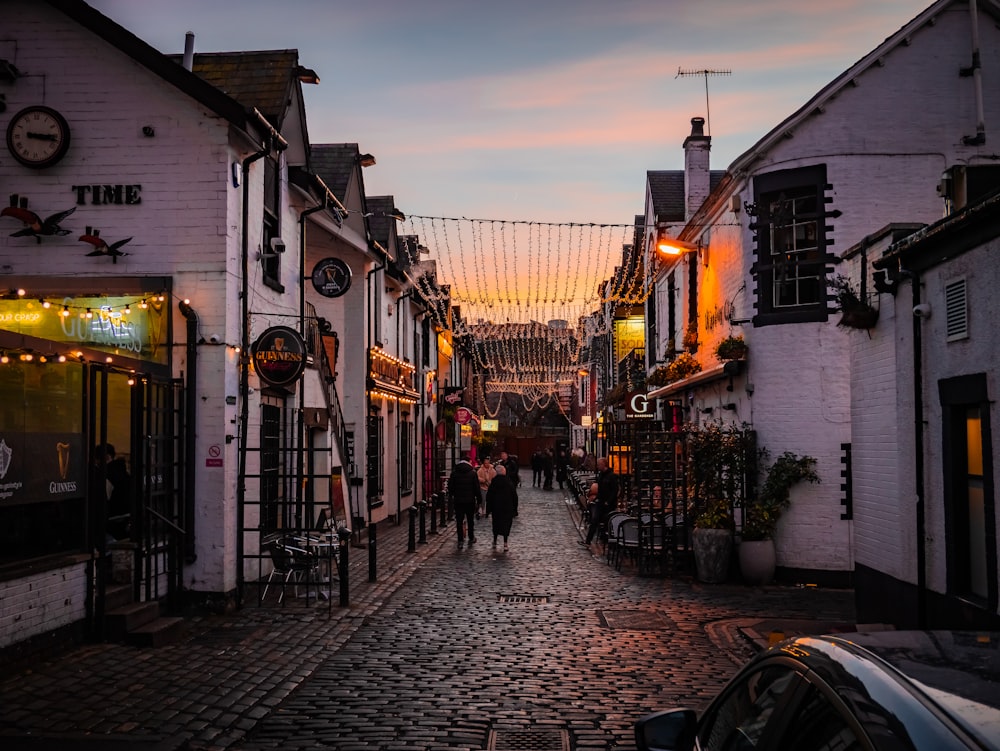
[26,132,59,141]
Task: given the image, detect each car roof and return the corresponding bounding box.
[779,631,1000,750]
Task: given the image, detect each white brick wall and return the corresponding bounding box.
[0,562,88,650]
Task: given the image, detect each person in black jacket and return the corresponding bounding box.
[581,456,619,547]
[448,453,483,549]
[485,464,518,551]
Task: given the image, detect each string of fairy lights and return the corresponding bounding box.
[400,214,650,409]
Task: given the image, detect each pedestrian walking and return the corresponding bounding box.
[556,448,568,490]
[485,464,518,551]
[498,450,520,489]
[476,456,496,517]
[531,450,543,487]
[580,456,619,547]
[448,453,482,549]
[542,448,554,490]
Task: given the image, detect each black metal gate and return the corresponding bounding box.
[131,375,185,610]
[606,419,693,574]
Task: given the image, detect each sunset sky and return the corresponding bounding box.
[89,0,931,226]
[86,0,933,326]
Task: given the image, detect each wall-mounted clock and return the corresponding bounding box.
[6,105,71,169]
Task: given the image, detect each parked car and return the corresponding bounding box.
[634,631,1000,751]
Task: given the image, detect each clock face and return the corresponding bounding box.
[6,106,71,169]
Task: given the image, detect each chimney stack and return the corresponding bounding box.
[182,32,195,71]
[683,117,711,221]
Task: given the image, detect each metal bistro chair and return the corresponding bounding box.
[603,511,630,565]
[614,517,641,571]
[263,535,320,603]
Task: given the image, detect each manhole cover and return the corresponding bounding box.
[488,728,569,750]
[599,609,673,630]
[497,594,550,603]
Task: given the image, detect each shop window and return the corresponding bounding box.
[751,165,832,326]
[0,361,86,563]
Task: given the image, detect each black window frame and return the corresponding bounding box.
[751,165,833,326]
[261,155,284,293]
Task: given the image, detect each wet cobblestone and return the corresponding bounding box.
[0,487,853,750]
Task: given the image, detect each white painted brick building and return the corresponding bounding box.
[645,0,1000,586]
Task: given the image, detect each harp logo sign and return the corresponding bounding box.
[252,326,306,387]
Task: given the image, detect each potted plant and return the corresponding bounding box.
[715,334,747,362]
[739,451,820,585]
[687,423,754,584]
[692,498,734,584]
[829,274,878,329]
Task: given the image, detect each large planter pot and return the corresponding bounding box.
[739,538,777,585]
[692,528,732,584]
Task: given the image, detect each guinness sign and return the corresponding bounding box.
[252,326,306,387]
[311,257,352,298]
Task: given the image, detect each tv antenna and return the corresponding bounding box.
[676,67,731,136]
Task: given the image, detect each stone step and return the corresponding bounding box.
[105,601,161,643]
[124,617,186,648]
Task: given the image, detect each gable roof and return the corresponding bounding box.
[311,144,364,204]
[166,50,300,129]
[647,170,726,223]
[728,0,1000,176]
[44,0,257,133]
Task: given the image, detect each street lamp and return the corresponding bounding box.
[656,235,699,256]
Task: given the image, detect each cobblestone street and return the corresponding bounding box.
[0,485,854,751]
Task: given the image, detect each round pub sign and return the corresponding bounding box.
[252,326,306,387]
[311,257,352,298]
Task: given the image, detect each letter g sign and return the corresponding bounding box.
[630,393,650,415]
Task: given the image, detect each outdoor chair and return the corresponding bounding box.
[614,517,641,571]
[263,536,320,603]
[603,512,630,564]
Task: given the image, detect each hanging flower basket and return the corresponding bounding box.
[715,335,747,362]
[838,305,879,329]
[830,274,879,330]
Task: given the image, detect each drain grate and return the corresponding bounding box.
[487,728,569,750]
[497,594,550,604]
[599,609,673,630]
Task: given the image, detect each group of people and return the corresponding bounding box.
[448,451,520,551]
[529,447,570,491]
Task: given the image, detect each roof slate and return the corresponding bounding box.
[647,170,726,223]
[167,50,299,127]
[311,144,362,204]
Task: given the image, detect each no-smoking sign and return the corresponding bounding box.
[206,444,223,467]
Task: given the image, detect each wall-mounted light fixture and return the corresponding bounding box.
[656,235,699,256]
[357,153,376,168]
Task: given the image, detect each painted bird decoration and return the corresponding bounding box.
[1,194,76,243]
[79,226,132,263]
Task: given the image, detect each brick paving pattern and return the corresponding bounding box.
[0,485,854,750]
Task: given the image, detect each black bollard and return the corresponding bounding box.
[418,500,427,544]
[337,525,351,606]
[438,492,447,527]
[368,521,377,582]
[407,505,417,552]
[429,495,438,535]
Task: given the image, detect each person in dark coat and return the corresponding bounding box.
[581,456,619,547]
[485,465,518,551]
[448,453,483,549]
[555,448,568,490]
[542,448,554,490]
[531,450,543,487]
